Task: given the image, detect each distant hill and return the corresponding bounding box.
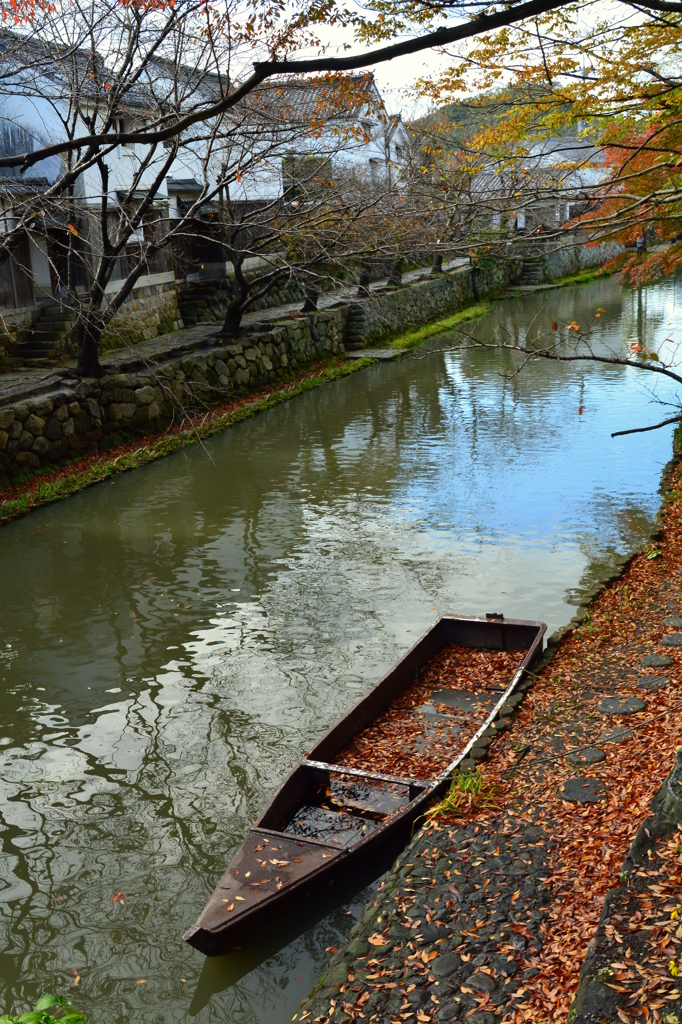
[415,85,573,147]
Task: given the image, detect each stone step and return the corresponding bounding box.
[32,325,69,337]
[18,349,60,361]
[39,315,74,326]
[19,339,59,352]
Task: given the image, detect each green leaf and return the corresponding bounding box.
[61,1015,86,1024]
[0,1016,18,1024]
[34,998,59,1013]
[16,1013,46,1023]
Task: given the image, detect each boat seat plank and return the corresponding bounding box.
[302,758,416,788]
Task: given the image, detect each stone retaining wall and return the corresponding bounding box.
[100,280,182,353]
[361,260,515,342]
[0,309,344,488]
[519,234,625,284]
[0,307,38,367]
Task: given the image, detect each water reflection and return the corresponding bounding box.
[0,275,680,1023]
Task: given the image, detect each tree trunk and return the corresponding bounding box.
[431,253,443,274]
[75,314,104,378]
[471,265,480,302]
[220,259,247,336]
[221,301,243,336]
[387,257,404,288]
[300,287,319,313]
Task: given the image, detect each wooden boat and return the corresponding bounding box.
[184,613,546,956]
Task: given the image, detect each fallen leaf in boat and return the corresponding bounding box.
[224,903,235,911]
[111,892,125,905]
[254,844,265,851]
[244,871,251,878]
[236,896,246,901]
[333,643,520,779]
[270,859,290,866]
[276,882,283,890]
[368,934,390,946]
[322,854,332,859]
[293,857,302,862]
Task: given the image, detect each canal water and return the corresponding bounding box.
[0,275,680,1023]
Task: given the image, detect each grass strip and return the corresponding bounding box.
[385,303,490,351]
[0,356,372,527]
[507,265,613,295]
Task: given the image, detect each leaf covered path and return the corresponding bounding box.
[300,462,682,1024]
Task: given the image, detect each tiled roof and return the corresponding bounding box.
[167,178,203,193]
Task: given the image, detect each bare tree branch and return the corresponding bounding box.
[611,416,681,438]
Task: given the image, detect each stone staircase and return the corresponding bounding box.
[519,256,544,285]
[344,303,366,350]
[17,304,75,363]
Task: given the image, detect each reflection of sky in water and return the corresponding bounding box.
[0,275,680,1022]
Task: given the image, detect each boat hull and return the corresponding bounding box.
[184,614,545,956]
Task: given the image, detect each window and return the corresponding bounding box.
[394,144,404,161]
[368,156,383,183]
[118,118,134,153]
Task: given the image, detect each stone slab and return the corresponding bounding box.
[642,654,673,667]
[558,778,608,803]
[597,696,646,715]
[567,747,606,766]
[636,675,669,692]
[662,634,682,647]
[663,617,682,628]
[345,349,403,360]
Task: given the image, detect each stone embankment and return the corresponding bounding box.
[0,258,518,489]
[0,309,344,486]
[299,460,682,1024]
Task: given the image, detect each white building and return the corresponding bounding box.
[0,31,408,351]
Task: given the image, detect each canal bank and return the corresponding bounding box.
[298,452,682,1024]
